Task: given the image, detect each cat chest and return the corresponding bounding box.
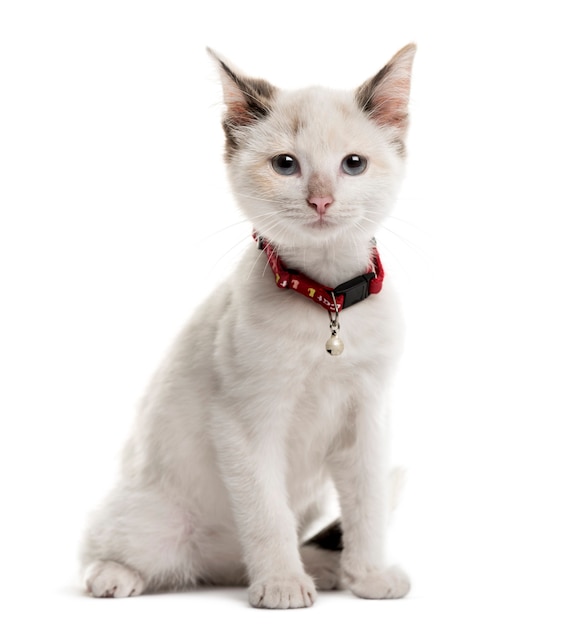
[215,271,400,410]
[222,294,390,414]
[244,285,393,363]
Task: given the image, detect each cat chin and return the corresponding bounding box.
[298,216,377,242]
[253,219,339,243]
[265,225,358,249]
[305,218,339,231]
[302,224,357,245]
[295,223,342,242]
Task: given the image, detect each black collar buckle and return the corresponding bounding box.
[333,272,375,309]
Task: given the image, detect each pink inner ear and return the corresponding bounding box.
[221,79,253,125]
[370,76,411,129]
[226,100,255,126]
[362,44,416,131]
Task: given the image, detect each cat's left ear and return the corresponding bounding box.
[356,43,416,135]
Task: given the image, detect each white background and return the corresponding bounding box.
[1,1,561,624]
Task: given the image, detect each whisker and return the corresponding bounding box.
[361,216,427,260]
[198,216,250,242]
[211,233,252,271]
[247,246,268,281]
[234,191,288,206]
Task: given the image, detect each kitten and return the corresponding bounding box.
[81,43,416,609]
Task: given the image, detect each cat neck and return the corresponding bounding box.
[260,233,377,287]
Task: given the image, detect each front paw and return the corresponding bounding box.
[248,574,317,609]
[346,565,410,599]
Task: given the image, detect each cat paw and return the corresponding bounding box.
[300,545,342,590]
[85,560,145,598]
[248,574,317,609]
[347,565,410,599]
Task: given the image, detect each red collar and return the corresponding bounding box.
[254,233,384,313]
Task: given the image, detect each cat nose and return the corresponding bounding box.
[307,195,334,216]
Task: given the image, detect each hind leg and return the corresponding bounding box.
[81,484,244,596]
[81,485,196,596]
[301,521,343,591]
[300,546,341,590]
[85,560,145,598]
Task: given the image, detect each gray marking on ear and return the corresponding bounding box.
[208,48,278,160]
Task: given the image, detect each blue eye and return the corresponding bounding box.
[272,154,300,176]
[342,154,367,175]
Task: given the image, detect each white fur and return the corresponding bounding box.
[81,45,415,608]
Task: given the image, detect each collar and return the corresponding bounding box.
[253,233,384,313]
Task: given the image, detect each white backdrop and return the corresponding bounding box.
[1,1,561,624]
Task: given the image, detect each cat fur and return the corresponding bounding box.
[80,43,416,609]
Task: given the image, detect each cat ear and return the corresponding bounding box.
[207,48,277,127]
[356,43,416,134]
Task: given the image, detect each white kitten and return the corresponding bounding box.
[80,44,416,609]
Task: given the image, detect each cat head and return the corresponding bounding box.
[209,45,416,248]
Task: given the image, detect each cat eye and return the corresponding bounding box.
[271,154,300,176]
[342,154,367,176]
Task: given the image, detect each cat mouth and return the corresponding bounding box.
[309,222,332,230]
[305,216,338,230]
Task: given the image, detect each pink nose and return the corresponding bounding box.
[307,195,334,216]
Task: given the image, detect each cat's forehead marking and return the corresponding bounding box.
[291,115,305,136]
[281,88,355,119]
[275,88,360,148]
